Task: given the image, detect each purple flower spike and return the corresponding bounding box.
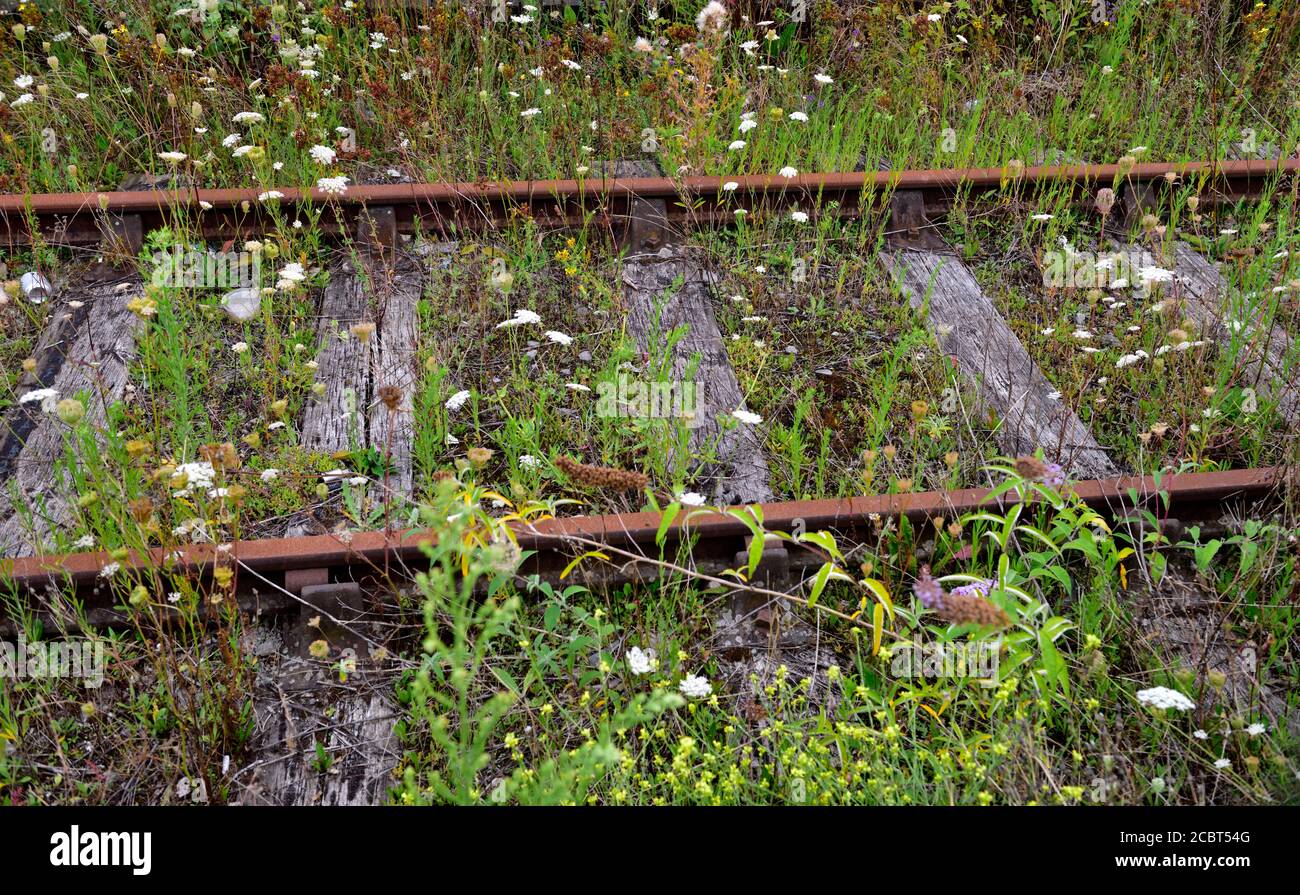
[912,566,946,610]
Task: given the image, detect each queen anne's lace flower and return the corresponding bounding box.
[679,674,712,698]
[1136,686,1196,711]
[626,647,657,676]
[496,309,541,329]
[445,390,471,412]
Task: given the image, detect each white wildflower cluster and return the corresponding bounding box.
[626,647,657,676]
[445,389,471,412]
[496,309,541,329]
[1135,686,1195,711]
[19,388,59,413]
[172,461,217,498]
[679,674,712,698]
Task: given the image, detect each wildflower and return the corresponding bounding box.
[790,210,808,223]
[778,166,798,178]
[13,75,33,89]
[731,408,762,424]
[55,398,85,425]
[695,1,729,34]
[232,341,249,354]
[1214,758,1231,770]
[912,566,946,610]
[1246,722,1266,737]
[722,181,739,192]
[565,383,591,392]
[927,12,942,22]
[728,140,746,151]
[309,144,336,165]
[544,330,572,346]
[740,40,759,55]
[445,390,471,412]
[520,107,541,118]
[158,151,187,164]
[11,94,34,108]
[561,59,581,70]
[1194,729,1209,739]
[496,308,542,328]
[678,491,706,506]
[276,262,306,291]
[789,111,809,122]
[232,111,264,124]
[1031,213,1053,222]
[739,118,758,133]
[679,674,712,698]
[518,454,540,469]
[1136,686,1196,711]
[633,37,653,53]
[258,190,284,201]
[1095,188,1116,216]
[626,647,657,675]
[171,461,217,497]
[1139,266,1174,285]
[222,133,242,148]
[1014,455,1066,486]
[19,388,59,412]
[99,562,121,579]
[260,468,280,482]
[814,73,834,85]
[949,579,996,600]
[316,175,349,195]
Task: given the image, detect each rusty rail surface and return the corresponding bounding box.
[1,466,1288,626]
[1,158,1294,249]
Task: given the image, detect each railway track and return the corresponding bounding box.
[1,465,1289,629]
[1,158,1294,252]
[2,157,1297,619]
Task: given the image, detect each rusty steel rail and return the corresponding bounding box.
[0,158,1295,250]
[1,466,1289,627]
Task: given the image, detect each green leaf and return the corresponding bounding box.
[543,601,564,632]
[797,529,844,561]
[747,535,767,579]
[655,502,681,547]
[806,562,852,607]
[1148,550,1167,585]
[1194,538,1222,573]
